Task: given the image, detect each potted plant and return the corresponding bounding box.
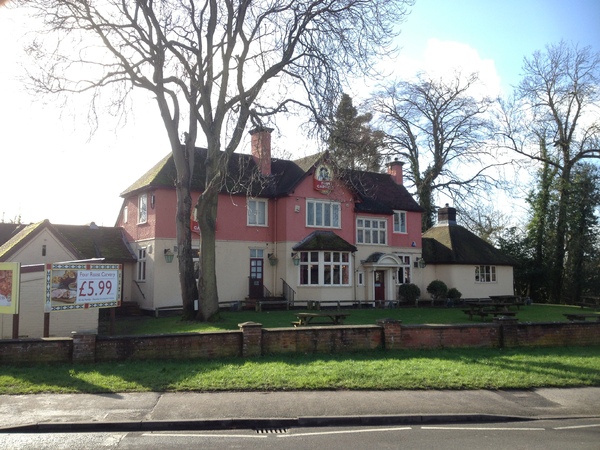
[446,287,462,307]
[398,283,421,306]
[426,280,448,306]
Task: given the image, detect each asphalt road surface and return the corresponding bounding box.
[1,418,598,450]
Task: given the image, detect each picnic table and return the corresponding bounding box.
[292,312,350,327]
[563,313,600,322]
[462,301,518,321]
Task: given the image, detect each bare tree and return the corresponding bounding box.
[23,0,412,320]
[495,41,600,303]
[373,71,500,231]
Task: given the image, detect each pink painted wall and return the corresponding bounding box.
[118,171,422,250]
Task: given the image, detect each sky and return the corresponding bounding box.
[0,0,599,226]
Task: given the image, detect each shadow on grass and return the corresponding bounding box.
[1,346,599,394]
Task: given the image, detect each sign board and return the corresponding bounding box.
[0,262,20,315]
[45,263,122,312]
[313,163,334,193]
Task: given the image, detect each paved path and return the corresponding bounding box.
[1,388,599,432]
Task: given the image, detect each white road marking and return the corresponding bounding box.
[553,423,600,430]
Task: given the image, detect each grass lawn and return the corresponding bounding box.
[106,303,590,335]
[1,346,599,394]
[2,304,597,395]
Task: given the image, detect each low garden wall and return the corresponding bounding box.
[0,319,599,364]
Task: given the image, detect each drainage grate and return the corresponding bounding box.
[254,428,289,434]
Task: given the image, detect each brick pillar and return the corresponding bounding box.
[238,321,263,358]
[377,318,402,350]
[71,331,97,363]
[493,317,519,348]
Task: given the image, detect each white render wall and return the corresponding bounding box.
[419,264,514,300]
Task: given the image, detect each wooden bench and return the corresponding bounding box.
[292,312,350,326]
[256,299,290,312]
[564,313,600,322]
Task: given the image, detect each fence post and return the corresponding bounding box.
[71,331,97,363]
[377,318,402,350]
[238,321,263,357]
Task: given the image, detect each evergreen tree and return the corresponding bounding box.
[328,94,384,172]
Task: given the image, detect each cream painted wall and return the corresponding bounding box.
[418,264,514,300]
[0,270,99,339]
[8,228,76,265]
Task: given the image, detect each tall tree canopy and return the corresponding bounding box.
[328,93,384,171]
[23,0,412,320]
[496,41,600,303]
[373,72,497,231]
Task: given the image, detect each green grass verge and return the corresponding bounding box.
[1,346,599,394]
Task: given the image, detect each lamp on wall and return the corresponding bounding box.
[416,257,426,269]
[291,252,301,266]
[164,248,175,263]
[267,253,278,266]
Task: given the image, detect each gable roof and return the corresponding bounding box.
[0,220,136,264]
[293,230,357,252]
[121,148,305,199]
[122,147,422,214]
[422,223,516,266]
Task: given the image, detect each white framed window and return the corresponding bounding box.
[123,205,128,224]
[306,199,340,228]
[138,194,148,224]
[475,265,496,283]
[357,217,387,245]
[250,248,264,258]
[247,199,267,226]
[393,210,407,233]
[395,254,412,284]
[137,247,147,281]
[299,251,350,286]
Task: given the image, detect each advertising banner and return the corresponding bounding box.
[45,263,122,312]
[0,262,20,315]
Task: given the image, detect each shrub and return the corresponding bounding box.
[398,283,421,304]
[426,280,448,300]
[447,288,462,299]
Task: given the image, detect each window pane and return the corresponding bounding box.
[248,200,256,224]
[332,204,340,227]
[258,201,266,224]
[315,203,323,227]
[307,202,314,225]
[324,203,331,226]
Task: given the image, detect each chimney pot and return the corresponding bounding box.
[387,159,404,185]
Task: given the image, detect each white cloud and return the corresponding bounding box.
[395,39,503,99]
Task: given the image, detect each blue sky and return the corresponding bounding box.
[1,0,599,225]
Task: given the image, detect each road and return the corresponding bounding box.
[1,418,598,449]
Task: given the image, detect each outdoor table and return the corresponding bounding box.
[462,302,517,321]
[292,312,350,327]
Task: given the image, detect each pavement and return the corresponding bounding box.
[1,388,599,433]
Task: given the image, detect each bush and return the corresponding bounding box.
[447,288,462,299]
[426,280,448,300]
[398,283,421,304]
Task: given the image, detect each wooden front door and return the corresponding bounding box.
[374,270,385,307]
[249,258,264,298]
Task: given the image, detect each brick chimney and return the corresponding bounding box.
[250,126,274,176]
[387,159,404,185]
[437,204,457,225]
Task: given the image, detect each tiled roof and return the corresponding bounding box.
[121,147,422,214]
[422,223,516,266]
[53,224,137,263]
[0,220,136,263]
[293,230,357,252]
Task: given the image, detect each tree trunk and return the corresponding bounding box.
[195,184,221,321]
[550,167,571,303]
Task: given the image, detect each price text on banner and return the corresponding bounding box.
[45,263,122,312]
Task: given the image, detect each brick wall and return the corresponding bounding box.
[1,321,599,364]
